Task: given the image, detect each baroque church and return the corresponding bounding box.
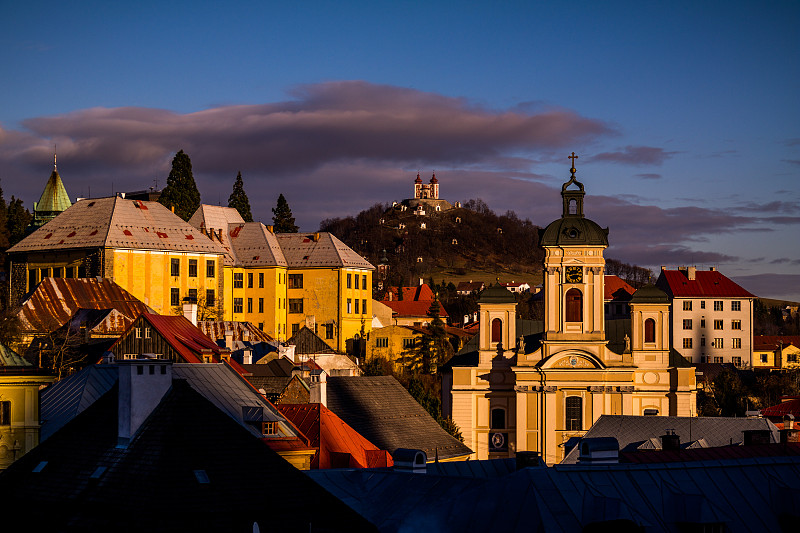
[442,158,697,464]
[395,172,456,214]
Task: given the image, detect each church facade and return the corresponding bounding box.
[442,161,697,464]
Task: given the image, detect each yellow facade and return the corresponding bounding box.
[0,372,55,470]
[223,266,287,339]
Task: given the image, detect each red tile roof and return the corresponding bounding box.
[604,275,635,301]
[762,397,800,418]
[382,299,448,318]
[754,335,800,351]
[382,284,435,302]
[656,268,756,298]
[278,403,393,469]
[620,443,800,463]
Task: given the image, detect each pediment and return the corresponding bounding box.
[542,351,604,369]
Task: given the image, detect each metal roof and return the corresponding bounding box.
[197,321,274,344]
[17,277,152,333]
[35,169,72,214]
[276,232,375,269]
[0,343,31,366]
[656,268,756,298]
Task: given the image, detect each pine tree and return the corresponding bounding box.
[272,194,298,233]
[227,171,253,222]
[0,184,10,251]
[158,150,201,221]
[7,196,32,246]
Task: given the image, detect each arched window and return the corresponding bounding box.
[569,199,577,214]
[566,288,583,322]
[644,318,656,343]
[491,318,502,343]
[491,408,505,430]
[565,396,582,431]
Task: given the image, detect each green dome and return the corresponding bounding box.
[630,284,669,303]
[539,217,609,247]
[478,283,516,304]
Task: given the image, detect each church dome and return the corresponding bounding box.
[539,161,608,247]
[630,284,669,303]
[478,283,516,304]
[414,172,422,184]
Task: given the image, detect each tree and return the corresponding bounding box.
[7,196,32,246]
[0,184,10,252]
[272,194,298,233]
[227,171,253,222]
[158,150,201,221]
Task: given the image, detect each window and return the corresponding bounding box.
[354,299,360,314]
[28,269,36,290]
[52,267,62,278]
[714,301,723,311]
[288,274,303,289]
[206,289,215,306]
[732,300,741,312]
[713,356,723,363]
[206,260,215,278]
[325,324,334,340]
[1,401,11,425]
[362,275,368,290]
[731,320,742,330]
[565,288,583,322]
[66,266,75,278]
[788,353,798,363]
[247,298,253,313]
[713,338,723,349]
[258,323,264,330]
[171,288,180,306]
[700,337,706,347]
[491,318,502,343]
[262,421,278,436]
[188,259,197,277]
[234,298,243,313]
[682,319,692,330]
[258,272,264,288]
[645,318,656,343]
[288,299,303,314]
[732,356,742,367]
[376,337,389,348]
[135,327,142,339]
[188,288,197,301]
[683,338,693,349]
[699,300,705,309]
[683,301,692,311]
[40,267,50,279]
[491,408,506,430]
[403,338,415,349]
[347,299,352,314]
[258,298,264,313]
[144,328,151,339]
[248,273,253,288]
[171,258,180,277]
[565,397,582,431]
[700,319,706,328]
[761,353,768,363]
[362,299,367,315]
[732,338,742,349]
[714,320,723,330]
[234,272,243,288]
[347,273,352,288]
[78,265,86,277]
[292,323,299,335]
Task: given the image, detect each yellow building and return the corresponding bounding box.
[8,197,226,317]
[443,162,696,464]
[0,345,55,470]
[189,205,374,351]
[752,336,800,370]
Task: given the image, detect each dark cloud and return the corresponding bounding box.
[635,173,661,180]
[730,274,800,301]
[770,258,800,265]
[588,146,678,166]
[786,138,800,147]
[783,159,800,166]
[737,200,800,214]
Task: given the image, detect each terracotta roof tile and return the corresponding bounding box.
[656,269,756,298]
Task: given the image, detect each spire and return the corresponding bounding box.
[561,152,585,218]
[430,171,438,184]
[414,171,422,184]
[54,145,57,171]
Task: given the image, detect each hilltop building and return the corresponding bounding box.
[394,172,455,215]
[443,160,697,463]
[31,154,71,230]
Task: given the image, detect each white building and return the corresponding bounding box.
[656,266,755,367]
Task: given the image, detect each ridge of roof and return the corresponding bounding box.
[656,269,756,298]
[276,232,375,269]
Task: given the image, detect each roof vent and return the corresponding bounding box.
[392,448,427,473]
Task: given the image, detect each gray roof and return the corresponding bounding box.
[288,325,337,354]
[9,197,226,255]
[0,343,31,366]
[561,414,779,463]
[309,453,800,532]
[325,375,472,460]
[277,233,375,269]
[40,362,298,441]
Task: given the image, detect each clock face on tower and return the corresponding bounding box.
[565,266,583,284]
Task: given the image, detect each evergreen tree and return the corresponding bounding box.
[158,150,201,221]
[272,194,298,232]
[0,184,10,251]
[227,171,253,222]
[7,196,32,246]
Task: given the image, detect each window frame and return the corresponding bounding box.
[565,396,582,431]
[288,298,304,314]
[233,272,244,289]
[288,274,303,289]
[188,259,198,278]
[206,260,215,278]
[170,258,180,277]
[233,298,243,314]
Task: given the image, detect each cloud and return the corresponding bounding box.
[588,146,678,166]
[783,159,800,166]
[730,274,800,301]
[635,173,661,180]
[737,200,800,214]
[770,258,800,265]
[785,138,800,147]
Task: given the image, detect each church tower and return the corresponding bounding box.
[429,172,439,199]
[414,172,423,199]
[537,154,609,359]
[32,152,72,229]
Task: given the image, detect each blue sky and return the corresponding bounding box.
[1,1,799,298]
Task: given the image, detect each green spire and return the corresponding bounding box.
[33,153,71,228]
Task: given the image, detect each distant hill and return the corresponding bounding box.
[320,199,544,289]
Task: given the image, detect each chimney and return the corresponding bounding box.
[118,359,172,447]
[742,429,771,446]
[660,429,680,451]
[313,232,320,242]
[242,348,253,365]
[785,414,795,430]
[515,451,540,470]
[781,428,800,444]
[311,372,327,406]
[224,330,234,350]
[578,437,619,464]
[687,266,696,280]
[266,225,274,233]
[182,300,198,326]
[392,448,427,473]
[709,266,716,271]
[419,278,423,286]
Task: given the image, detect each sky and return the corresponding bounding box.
[1,1,798,299]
